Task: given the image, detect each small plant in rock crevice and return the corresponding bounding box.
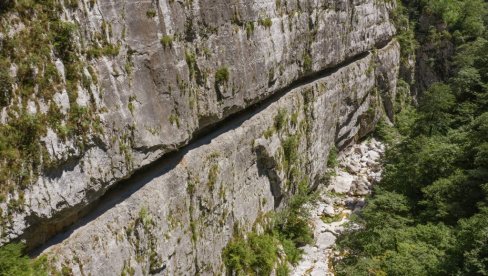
[146,9,157,18]
[160,35,173,49]
[214,67,230,96]
[215,67,229,85]
[259,17,273,29]
[327,146,339,168]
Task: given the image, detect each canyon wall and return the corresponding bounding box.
[0,0,403,273]
[42,40,400,275]
[0,0,398,250]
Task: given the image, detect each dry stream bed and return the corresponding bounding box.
[292,139,385,275]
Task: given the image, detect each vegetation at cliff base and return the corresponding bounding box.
[222,181,314,275]
[334,0,488,275]
[0,243,47,276]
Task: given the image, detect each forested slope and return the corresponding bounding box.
[335,0,488,275]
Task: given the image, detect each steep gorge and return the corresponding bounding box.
[0,0,401,274]
[38,39,399,275]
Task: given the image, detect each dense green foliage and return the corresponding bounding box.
[335,0,488,275]
[222,182,314,275]
[420,0,486,38]
[0,243,47,276]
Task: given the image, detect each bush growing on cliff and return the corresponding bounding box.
[259,17,272,29]
[160,35,173,49]
[222,181,314,274]
[146,9,157,18]
[0,243,31,276]
[223,236,255,274]
[302,52,312,73]
[215,67,229,85]
[326,146,339,168]
[223,233,280,275]
[248,233,279,274]
[393,2,418,60]
[246,22,255,38]
[0,243,47,276]
[52,21,77,63]
[274,108,288,132]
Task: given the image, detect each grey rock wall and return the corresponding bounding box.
[0,0,397,247]
[42,40,400,275]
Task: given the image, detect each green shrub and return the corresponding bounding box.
[374,119,398,144]
[169,113,180,128]
[263,127,275,139]
[146,9,157,18]
[222,178,313,275]
[282,135,299,165]
[245,22,255,38]
[160,35,173,49]
[274,108,288,131]
[222,236,254,274]
[222,233,279,275]
[87,43,120,59]
[393,1,418,60]
[138,207,153,229]
[52,21,77,63]
[0,243,31,276]
[185,50,201,80]
[327,146,339,168]
[207,164,219,190]
[0,243,47,276]
[215,67,229,85]
[278,179,314,246]
[259,17,273,29]
[127,96,136,115]
[248,233,278,274]
[303,52,312,72]
[276,263,289,276]
[279,237,302,265]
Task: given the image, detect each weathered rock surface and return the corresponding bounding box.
[0,0,398,248]
[40,41,399,275]
[292,138,385,276]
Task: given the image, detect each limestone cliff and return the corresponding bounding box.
[42,39,400,275]
[0,0,402,274]
[0,0,397,248]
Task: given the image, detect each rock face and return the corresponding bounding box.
[41,41,400,275]
[0,0,398,248]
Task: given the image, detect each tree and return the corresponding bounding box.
[454,208,488,275]
[417,83,455,136]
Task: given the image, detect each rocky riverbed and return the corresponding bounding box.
[292,138,385,275]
